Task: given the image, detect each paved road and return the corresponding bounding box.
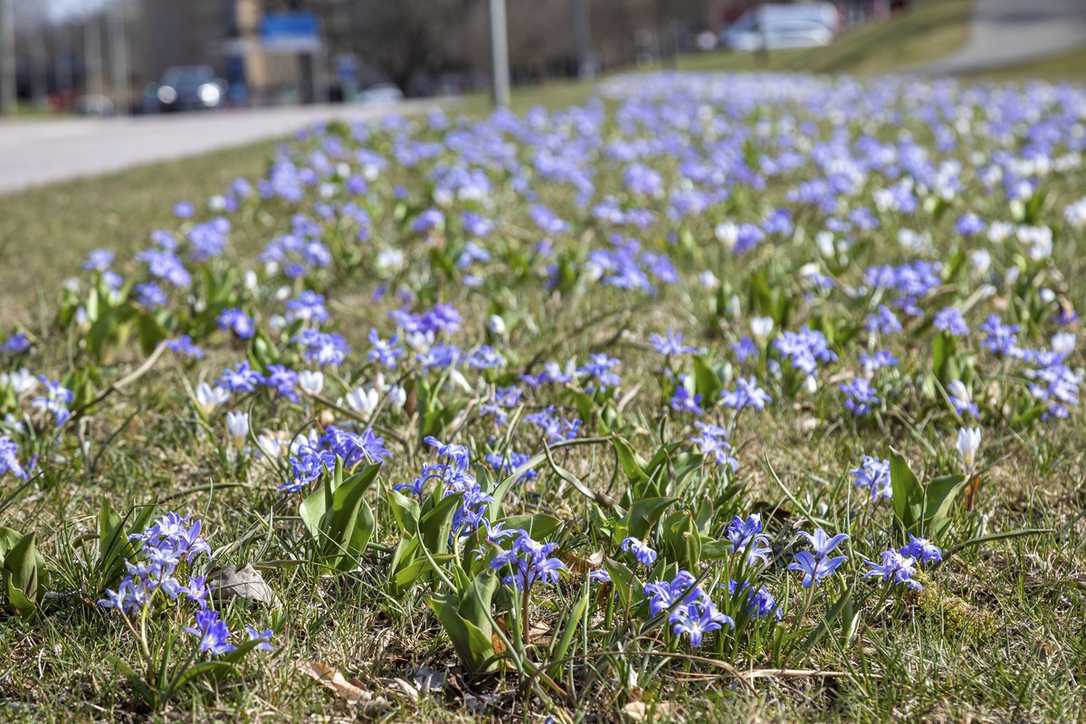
[0,100,438,195]
[920,0,1086,75]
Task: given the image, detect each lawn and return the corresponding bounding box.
[2,35,1086,724]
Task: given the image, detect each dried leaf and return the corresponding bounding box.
[412,666,446,694]
[297,659,388,712]
[208,563,276,606]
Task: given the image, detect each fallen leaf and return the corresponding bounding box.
[208,563,276,606]
[298,659,388,712]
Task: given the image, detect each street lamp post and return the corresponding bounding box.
[0,0,15,115]
[488,0,510,108]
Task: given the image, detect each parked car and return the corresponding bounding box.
[721,3,837,51]
[154,66,225,112]
[357,83,404,105]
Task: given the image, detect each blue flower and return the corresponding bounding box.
[728,580,782,620]
[840,377,879,417]
[669,600,733,647]
[722,376,772,411]
[798,528,848,558]
[724,515,771,564]
[263,364,299,402]
[851,455,891,501]
[217,308,256,340]
[166,335,205,360]
[650,329,697,357]
[900,535,942,566]
[295,329,351,367]
[865,305,902,336]
[578,353,622,392]
[864,549,922,590]
[2,332,31,355]
[186,609,236,656]
[933,307,969,337]
[245,625,275,652]
[787,550,846,588]
[490,529,565,590]
[218,361,263,393]
[620,537,657,567]
[669,379,703,416]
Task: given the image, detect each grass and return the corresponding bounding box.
[3,13,1086,720]
[674,0,973,76]
[968,46,1086,84]
[0,139,280,325]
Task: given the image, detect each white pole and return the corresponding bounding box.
[488,0,510,108]
[0,0,15,114]
[108,0,129,111]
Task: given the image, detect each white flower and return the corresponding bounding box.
[750,317,774,340]
[0,369,37,397]
[697,270,719,289]
[956,427,982,472]
[447,369,472,393]
[256,431,285,459]
[195,383,230,415]
[969,249,991,276]
[947,379,971,404]
[487,314,507,337]
[1052,332,1076,357]
[226,411,249,441]
[387,385,407,410]
[298,370,324,396]
[714,222,738,248]
[346,387,379,416]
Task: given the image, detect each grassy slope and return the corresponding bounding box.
[0,140,280,326]
[676,0,973,75]
[968,46,1086,84]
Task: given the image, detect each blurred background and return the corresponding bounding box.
[0,0,911,117]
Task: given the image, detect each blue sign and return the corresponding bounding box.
[261,12,321,53]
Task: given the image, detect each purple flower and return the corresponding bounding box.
[865,305,902,336]
[722,376,771,411]
[650,329,697,357]
[669,600,733,647]
[490,529,565,590]
[724,514,771,564]
[2,332,31,355]
[787,550,846,588]
[864,549,922,590]
[323,426,390,466]
[620,537,657,567]
[669,379,704,416]
[186,609,236,656]
[933,307,968,338]
[218,361,263,393]
[366,329,404,369]
[166,335,205,360]
[979,314,1020,356]
[245,626,275,652]
[728,580,782,620]
[217,308,255,340]
[900,534,942,566]
[851,455,891,501]
[798,528,848,558]
[263,364,299,402]
[0,437,31,480]
[578,354,622,392]
[690,422,737,471]
[295,329,351,367]
[840,377,880,417]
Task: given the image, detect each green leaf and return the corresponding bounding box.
[419,493,462,556]
[499,513,562,540]
[627,497,677,539]
[692,356,722,403]
[548,583,590,678]
[889,451,921,531]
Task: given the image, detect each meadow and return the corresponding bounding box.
[1,69,1085,721]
